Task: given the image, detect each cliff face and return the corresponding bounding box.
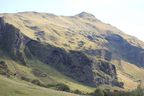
[105,33,144,66]
[0,17,30,65]
[27,40,120,87]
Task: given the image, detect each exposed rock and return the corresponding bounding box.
[27,40,94,86]
[0,17,5,45]
[97,60,116,78]
[76,12,96,18]
[105,33,144,66]
[75,12,99,22]
[27,40,122,87]
[139,51,144,66]
[92,59,119,87]
[111,80,124,88]
[35,31,45,41]
[78,41,85,47]
[84,49,112,61]
[0,61,10,77]
[0,17,30,65]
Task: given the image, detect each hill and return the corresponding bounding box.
[0,12,144,95]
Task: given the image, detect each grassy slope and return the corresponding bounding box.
[0,51,95,94]
[115,60,144,90]
[0,75,77,96]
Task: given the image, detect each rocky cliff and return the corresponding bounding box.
[0,17,29,65]
[0,12,144,88]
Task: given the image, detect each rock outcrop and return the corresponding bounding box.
[0,61,10,77]
[0,17,30,65]
[27,40,94,86]
[27,40,121,87]
[105,33,144,66]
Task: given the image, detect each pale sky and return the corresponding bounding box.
[0,0,144,41]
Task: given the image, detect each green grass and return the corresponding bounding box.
[0,75,77,96]
[0,54,95,94]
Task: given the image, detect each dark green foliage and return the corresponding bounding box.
[92,87,144,96]
[72,89,82,94]
[0,61,5,64]
[46,83,70,92]
[55,83,70,92]
[93,89,105,96]
[128,87,144,96]
[20,76,31,82]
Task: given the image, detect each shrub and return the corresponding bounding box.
[73,89,82,94]
[21,76,31,82]
[93,89,105,96]
[55,83,70,92]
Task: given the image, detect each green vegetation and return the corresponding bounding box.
[0,55,94,94]
[90,87,144,96]
[1,12,144,95]
[26,59,95,93]
[0,75,76,96]
[93,89,105,96]
[54,83,70,92]
[72,89,83,94]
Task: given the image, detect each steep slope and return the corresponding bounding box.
[0,11,144,91]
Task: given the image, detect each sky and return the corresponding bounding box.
[0,0,144,41]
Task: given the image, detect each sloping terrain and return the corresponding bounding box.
[0,11,144,95]
[0,75,77,96]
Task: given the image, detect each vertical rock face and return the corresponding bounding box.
[98,60,116,78]
[0,17,29,65]
[27,40,95,86]
[27,40,120,87]
[105,33,144,67]
[139,51,144,65]
[88,49,119,86]
[84,49,112,61]
[0,17,5,44]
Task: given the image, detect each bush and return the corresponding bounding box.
[73,89,82,94]
[55,83,70,92]
[93,89,105,96]
[21,76,31,82]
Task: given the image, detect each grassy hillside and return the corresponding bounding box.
[0,75,77,96]
[0,53,95,93]
[26,59,95,93]
[112,60,144,90]
[1,12,144,95]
